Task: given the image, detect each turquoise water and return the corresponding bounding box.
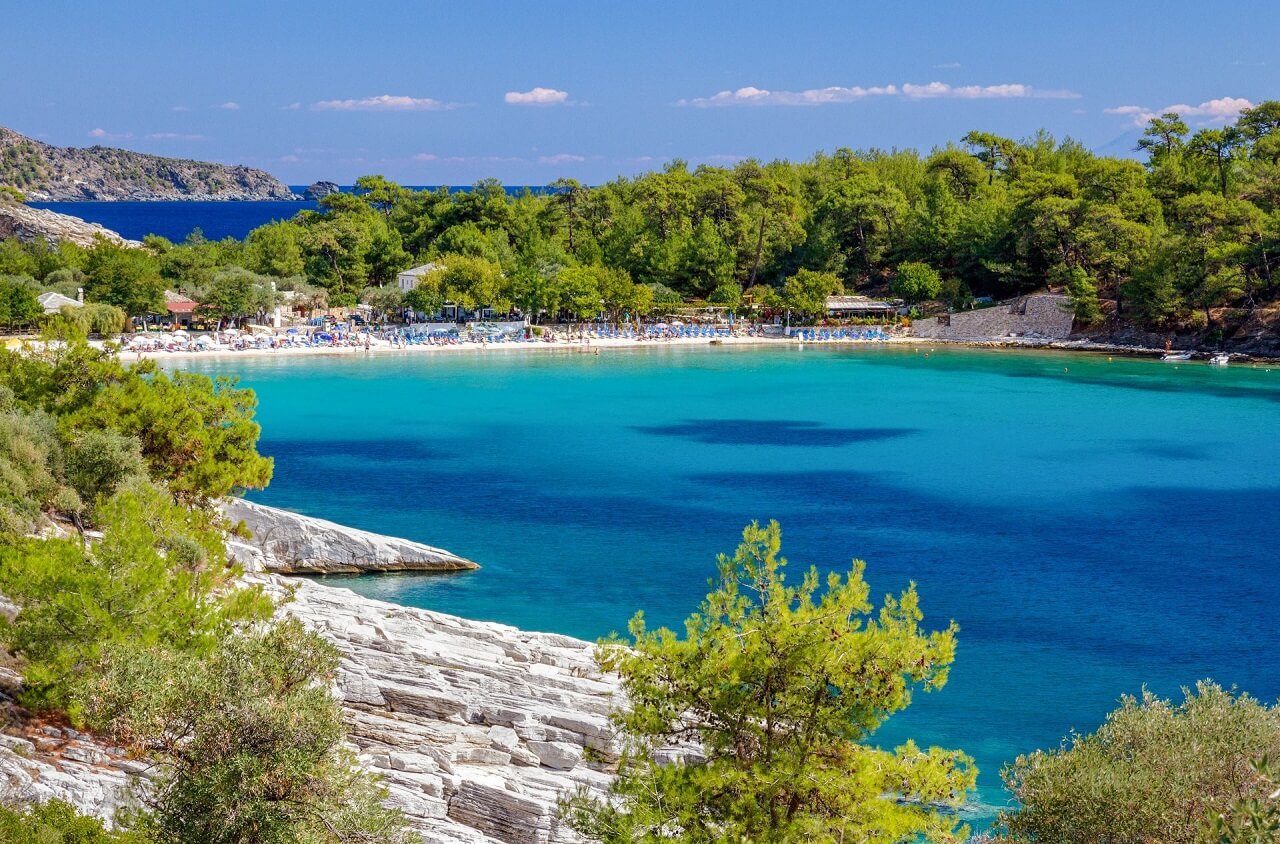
[179,345,1280,820]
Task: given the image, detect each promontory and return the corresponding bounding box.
[0,127,298,201]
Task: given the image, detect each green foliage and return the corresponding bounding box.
[1206,756,1280,843]
[996,682,1280,844]
[0,480,272,713]
[892,261,943,303]
[0,798,139,843]
[81,619,417,844]
[783,268,842,319]
[362,284,405,322]
[0,273,41,327]
[0,335,272,508]
[9,103,1280,333]
[196,265,280,325]
[82,240,164,317]
[1058,266,1104,324]
[0,405,66,532]
[63,428,146,508]
[66,365,273,505]
[565,520,974,844]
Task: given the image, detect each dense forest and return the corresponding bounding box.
[2,103,1279,337]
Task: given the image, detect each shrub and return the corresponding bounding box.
[82,619,417,844]
[996,682,1280,844]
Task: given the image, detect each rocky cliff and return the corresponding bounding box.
[0,127,297,201]
[0,200,141,248]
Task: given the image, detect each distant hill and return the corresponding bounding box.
[0,127,298,201]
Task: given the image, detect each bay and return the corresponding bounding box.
[177,344,1280,820]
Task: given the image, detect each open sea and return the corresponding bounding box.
[29,186,553,242]
[177,344,1280,822]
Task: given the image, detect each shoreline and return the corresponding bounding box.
[99,332,1280,366]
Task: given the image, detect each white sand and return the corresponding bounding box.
[105,333,829,362]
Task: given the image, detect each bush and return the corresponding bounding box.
[996,682,1280,844]
[0,480,272,713]
[892,261,943,303]
[0,798,138,843]
[0,407,65,532]
[64,428,146,508]
[82,619,416,844]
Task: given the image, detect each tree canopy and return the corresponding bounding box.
[566,520,974,844]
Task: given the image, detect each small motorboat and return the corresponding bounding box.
[1209,352,1230,366]
[1161,351,1193,361]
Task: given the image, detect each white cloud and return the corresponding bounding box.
[1106,96,1254,127]
[934,62,962,69]
[505,87,570,106]
[279,154,300,162]
[902,82,1078,99]
[282,102,302,111]
[414,153,525,164]
[146,132,204,141]
[218,101,240,110]
[537,153,585,165]
[311,94,454,112]
[171,105,191,112]
[88,128,133,141]
[680,84,898,107]
[680,81,1076,107]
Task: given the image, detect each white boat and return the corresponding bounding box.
[1209,352,1230,366]
[1161,351,1193,361]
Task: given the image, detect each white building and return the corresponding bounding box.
[36,291,82,314]
[397,263,439,293]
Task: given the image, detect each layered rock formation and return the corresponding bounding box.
[0,127,297,201]
[222,498,480,574]
[0,200,141,248]
[0,574,620,843]
[267,576,618,843]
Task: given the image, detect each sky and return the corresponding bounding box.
[3,0,1278,186]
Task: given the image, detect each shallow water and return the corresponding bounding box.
[178,344,1280,820]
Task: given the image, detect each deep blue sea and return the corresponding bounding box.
[29,186,555,242]
[177,344,1280,821]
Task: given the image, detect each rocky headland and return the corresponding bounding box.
[0,199,141,248]
[221,498,480,574]
[2,504,620,844]
[0,127,297,201]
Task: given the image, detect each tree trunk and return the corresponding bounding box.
[748,213,767,287]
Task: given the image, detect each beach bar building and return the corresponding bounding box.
[162,290,198,328]
[824,295,899,320]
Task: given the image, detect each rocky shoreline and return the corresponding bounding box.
[222,498,480,574]
[2,504,617,844]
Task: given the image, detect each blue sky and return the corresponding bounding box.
[3,0,1277,185]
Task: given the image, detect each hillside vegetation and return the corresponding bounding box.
[0,127,296,201]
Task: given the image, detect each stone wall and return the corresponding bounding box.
[909,294,1074,341]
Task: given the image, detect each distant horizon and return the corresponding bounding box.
[4,1,1275,184]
